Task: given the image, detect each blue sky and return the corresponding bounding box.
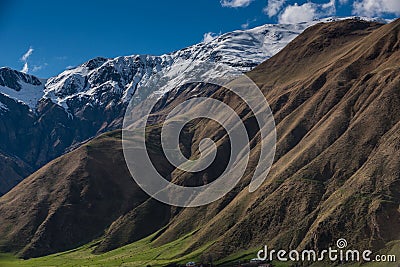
[1,0,399,78]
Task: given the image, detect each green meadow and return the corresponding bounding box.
[0,231,213,267]
[1,234,398,267]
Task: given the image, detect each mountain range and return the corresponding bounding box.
[0,17,388,196]
[0,19,319,196]
[0,17,399,267]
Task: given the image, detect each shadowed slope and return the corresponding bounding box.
[0,132,148,258]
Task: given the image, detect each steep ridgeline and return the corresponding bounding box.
[0,21,319,195]
[0,18,399,265]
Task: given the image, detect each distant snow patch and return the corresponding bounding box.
[0,81,45,109]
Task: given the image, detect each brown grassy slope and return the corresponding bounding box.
[141,19,400,259]
[96,19,400,258]
[0,132,148,258]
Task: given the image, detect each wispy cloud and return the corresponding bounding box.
[32,65,42,72]
[21,47,34,62]
[264,0,286,17]
[32,63,48,73]
[21,62,29,73]
[321,0,337,15]
[241,18,257,29]
[202,32,219,43]
[20,46,34,73]
[241,21,250,29]
[353,0,400,16]
[220,0,254,8]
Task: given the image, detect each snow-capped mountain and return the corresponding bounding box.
[42,22,314,112]
[1,17,389,113]
[0,68,46,109]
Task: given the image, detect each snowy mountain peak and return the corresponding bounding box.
[0,17,389,111]
[0,67,43,91]
[0,67,45,109]
[82,57,109,70]
[42,20,319,110]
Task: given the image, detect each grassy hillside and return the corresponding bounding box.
[1,238,398,267]
[0,230,214,267]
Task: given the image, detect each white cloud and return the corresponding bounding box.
[278,0,337,24]
[32,63,47,73]
[32,65,42,72]
[322,0,335,9]
[264,0,286,17]
[220,0,254,8]
[241,18,257,29]
[241,21,250,29]
[21,47,34,62]
[21,62,29,73]
[321,0,336,15]
[279,3,316,24]
[202,32,218,43]
[353,0,400,16]
[339,0,348,4]
[20,46,34,74]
